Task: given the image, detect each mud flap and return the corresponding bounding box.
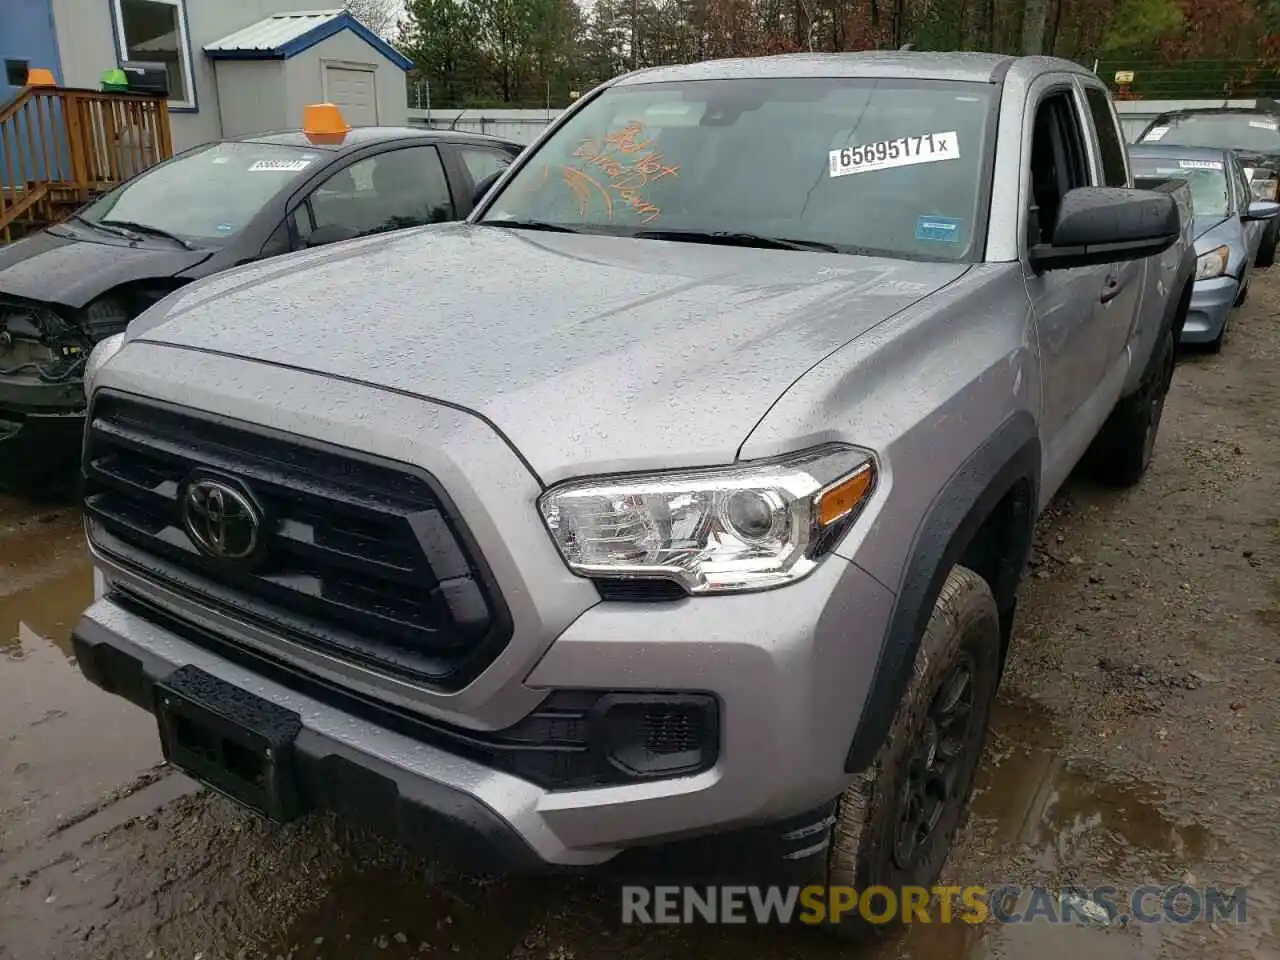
[154,665,307,823]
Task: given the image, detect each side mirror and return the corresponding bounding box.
[1030,186,1181,272]
[306,224,360,247]
[1244,200,1280,221]
[472,170,503,208]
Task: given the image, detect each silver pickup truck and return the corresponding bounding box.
[73,52,1194,929]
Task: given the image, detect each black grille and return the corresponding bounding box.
[83,392,512,690]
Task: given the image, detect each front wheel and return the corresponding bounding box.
[823,565,1001,939]
[1086,323,1176,487]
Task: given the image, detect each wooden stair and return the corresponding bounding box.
[1,84,173,243]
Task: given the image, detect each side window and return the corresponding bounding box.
[306,146,456,239]
[457,147,515,187]
[1028,90,1091,246]
[1084,87,1128,188]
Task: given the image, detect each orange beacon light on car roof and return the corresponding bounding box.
[303,103,350,145]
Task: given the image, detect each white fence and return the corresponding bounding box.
[407,108,563,144]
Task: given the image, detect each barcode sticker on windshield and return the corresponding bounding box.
[1179,159,1223,170]
[1143,126,1170,141]
[248,159,312,173]
[829,131,960,178]
[1249,119,1278,131]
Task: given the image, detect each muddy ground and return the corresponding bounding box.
[2,276,1279,960]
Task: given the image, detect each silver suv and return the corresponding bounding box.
[73,51,1193,929]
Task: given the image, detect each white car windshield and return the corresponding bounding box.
[1132,158,1230,218]
[481,77,997,261]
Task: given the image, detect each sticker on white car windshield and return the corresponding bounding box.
[1143,126,1170,141]
[248,159,312,173]
[829,131,959,178]
[1250,119,1279,130]
[1178,159,1223,170]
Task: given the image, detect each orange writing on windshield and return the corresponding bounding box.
[562,120,679,223]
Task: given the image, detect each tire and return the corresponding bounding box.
[1087,322,1176,487]
[823,566,1001,939]
[1256,222,1277,268]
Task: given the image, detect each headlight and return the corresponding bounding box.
[84,332,125,391]
[1195,245,1229,281]
[537,444,877,594]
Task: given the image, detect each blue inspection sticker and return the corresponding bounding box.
[915,215,963,243]
[215,223,235,234]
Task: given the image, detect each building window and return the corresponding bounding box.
[5,60,30,87]
[111,0,195,110]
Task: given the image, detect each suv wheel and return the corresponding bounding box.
[824,565,1001,938]
[1086,323,1176,487]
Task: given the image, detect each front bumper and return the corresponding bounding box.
[75,342,900,876]
[0,375,85,491]
[74,547,895,876]
[1180,275,1238,344]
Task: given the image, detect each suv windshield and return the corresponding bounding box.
[78,141,320,244]
[1140,113,1280,154]
[1131,157,1231,218]
[480,77,996,261]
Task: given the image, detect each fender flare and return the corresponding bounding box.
[844,410,1040,773]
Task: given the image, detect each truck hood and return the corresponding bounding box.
[0,227,212,308]
[127,223,967,482]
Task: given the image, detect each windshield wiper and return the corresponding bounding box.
[486,218,586,234]
[632,229,841,253]
[68,214,141,242]
[99,219,197,250]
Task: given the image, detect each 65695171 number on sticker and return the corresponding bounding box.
[829,131,960,178]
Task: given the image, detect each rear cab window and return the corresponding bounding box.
[480,77,999,261]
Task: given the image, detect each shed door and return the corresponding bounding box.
[324,64,378,126]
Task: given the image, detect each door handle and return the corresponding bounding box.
[1100,274,1124,303]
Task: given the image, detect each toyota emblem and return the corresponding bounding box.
[180,476,263,560]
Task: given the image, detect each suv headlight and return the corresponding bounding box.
[1195,245,1229,281]
[537,444,877,594]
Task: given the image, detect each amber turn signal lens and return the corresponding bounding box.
[816,464,875,527]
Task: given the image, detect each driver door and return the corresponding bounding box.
[1023,82,1115,496]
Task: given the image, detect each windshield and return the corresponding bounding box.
[1131,157,1230,218]
[481,78,996,261]
[78,141,321,244]
[1140,113,1280,154]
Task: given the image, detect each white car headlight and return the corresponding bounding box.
[537,444,877,594]
[1195,245,1229,281]
[84,331,125,391]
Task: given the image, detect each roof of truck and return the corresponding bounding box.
[613,51,1093,86]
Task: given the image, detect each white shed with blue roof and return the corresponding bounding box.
[204,9,411,138]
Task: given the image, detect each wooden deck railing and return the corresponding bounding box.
[0,86,173,242]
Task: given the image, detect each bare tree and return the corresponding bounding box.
[344,0,403,37]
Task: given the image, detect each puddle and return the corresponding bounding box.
[0,498,163,855]
[967,698,1215,869]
